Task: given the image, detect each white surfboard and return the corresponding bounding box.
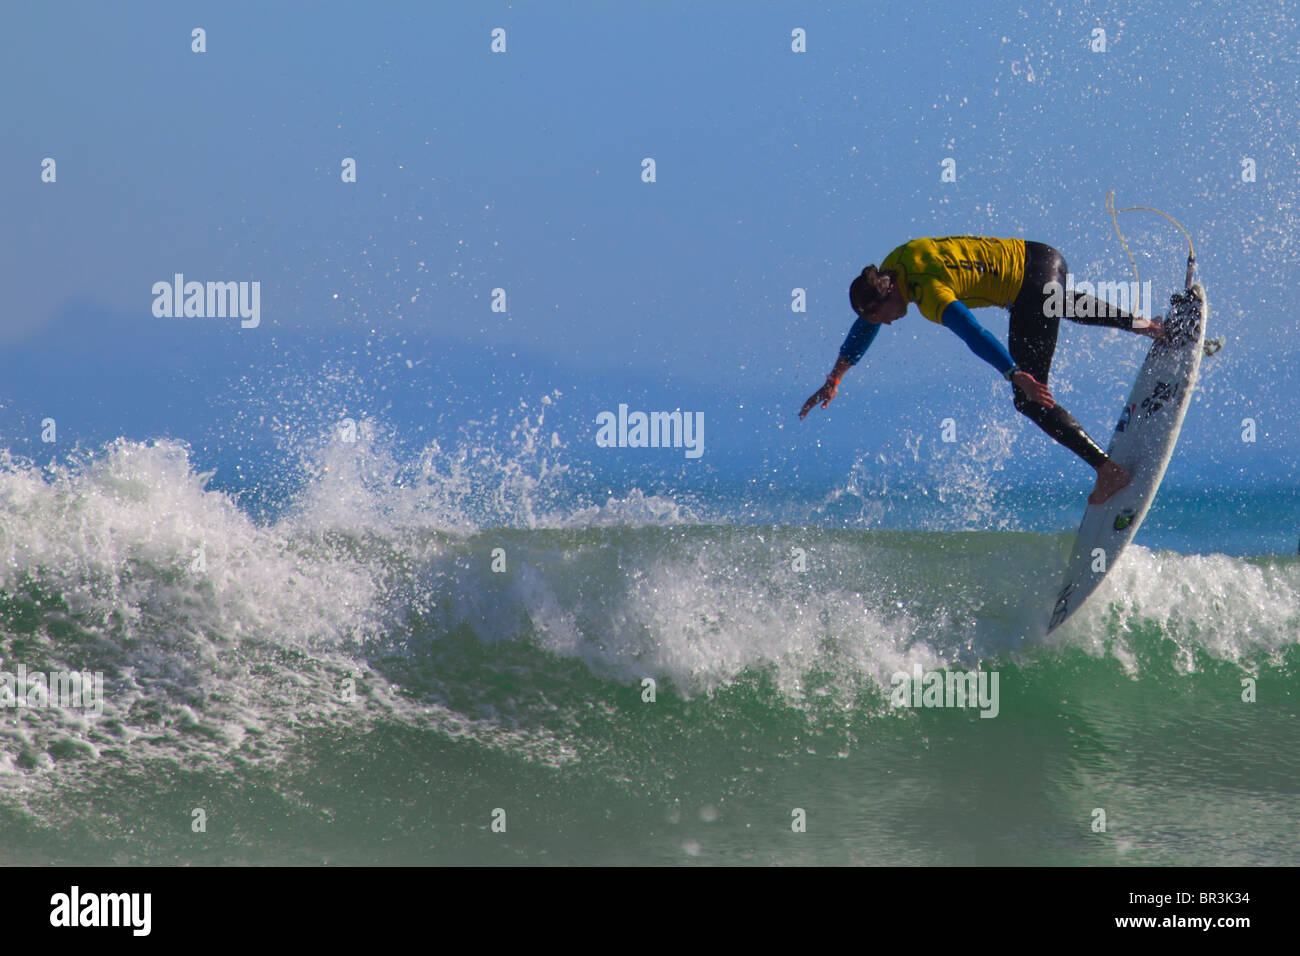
[1046,280,1209,633]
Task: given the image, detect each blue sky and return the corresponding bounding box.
[3,0,1297,501]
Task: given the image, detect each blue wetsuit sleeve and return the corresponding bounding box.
[838,317,881,366]
[941,301,1016,376]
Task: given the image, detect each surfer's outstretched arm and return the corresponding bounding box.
[798,318,880,418]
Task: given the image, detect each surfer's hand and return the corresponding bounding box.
[1011,371,1054,409]
[799,380,837,418]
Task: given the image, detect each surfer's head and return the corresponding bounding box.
[850,266,906,323]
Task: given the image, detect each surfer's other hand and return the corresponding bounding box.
[799,381,837,419]
[1011,370,1055,409]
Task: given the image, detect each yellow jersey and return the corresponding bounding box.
[880,236,1026,324]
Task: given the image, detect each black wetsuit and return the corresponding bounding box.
[1009,241,1138,468]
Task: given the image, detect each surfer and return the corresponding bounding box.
[799,237,1166,504]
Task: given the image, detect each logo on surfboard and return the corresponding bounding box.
[1115,404,1134,433]
[1140,380,1183,419]
[1113,508,1136,531]
[1048,581,1076,631]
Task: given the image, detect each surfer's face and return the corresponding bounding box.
[862,277,906,324]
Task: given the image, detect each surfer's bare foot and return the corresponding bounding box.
[1137,317,1166,340]
[1089,460,1131,505]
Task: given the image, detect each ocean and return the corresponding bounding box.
[1,426,1296,866]
[5,0,1300,878]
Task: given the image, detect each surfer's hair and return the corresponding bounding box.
[850,266,892,316]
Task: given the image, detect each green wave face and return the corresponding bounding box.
[1,442,1297,865]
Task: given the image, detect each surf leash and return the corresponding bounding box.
[1105,190,1198,296]
[1107,191,1221,356]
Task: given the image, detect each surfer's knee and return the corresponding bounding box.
[1021,243,1069,316]
[1045,249,1068,294]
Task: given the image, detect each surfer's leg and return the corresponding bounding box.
[1040,244,1143,330]
[1008,321,1110,469]
[1009,244,1110,470]
[1065,290,1141,330]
